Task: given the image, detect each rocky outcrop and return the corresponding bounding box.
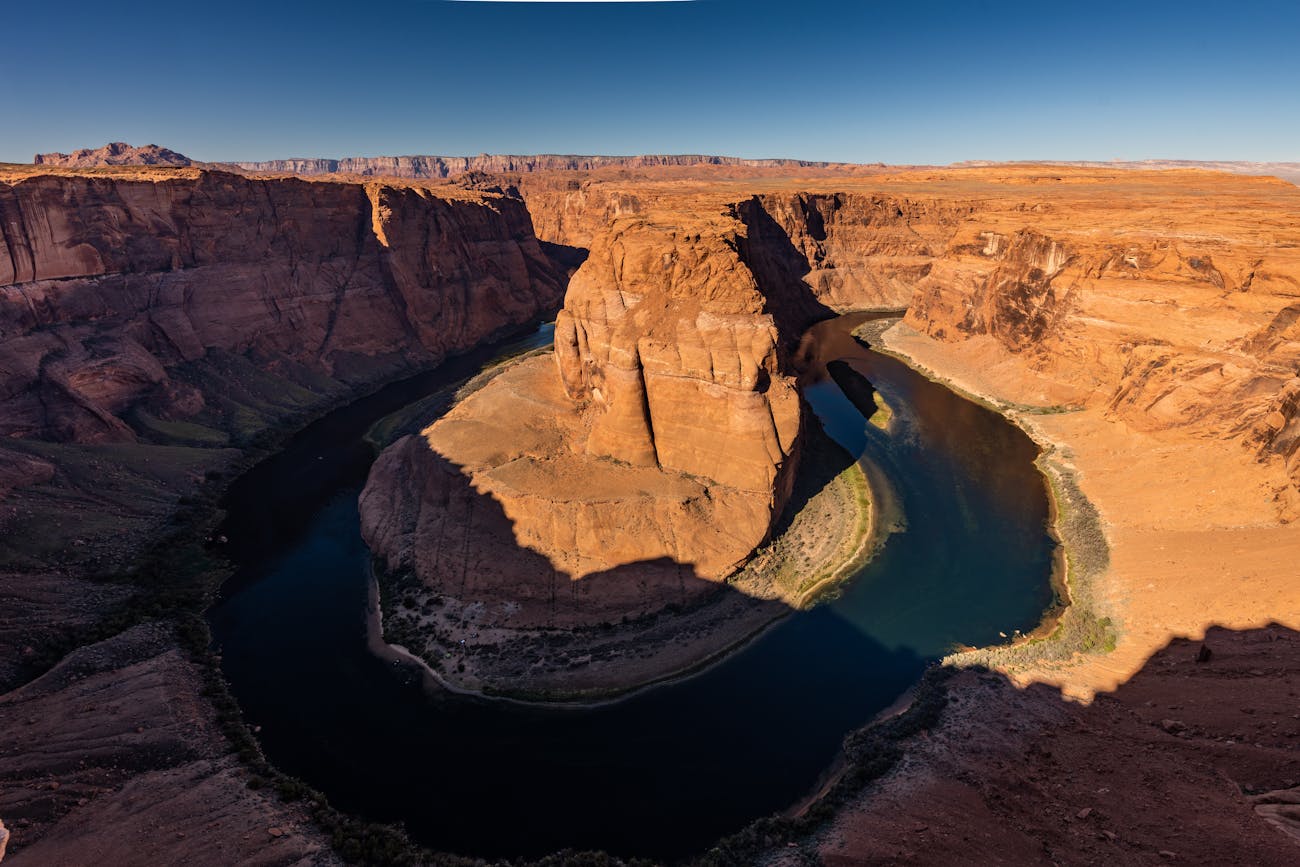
[0,165,571,863]
[33,143,193,168]
[235,153,831,178]
[776,626,1300,867]
[553,209,816,493]
[0,623,339,865]
[361,202,833,629]
[0,170,563,443]
[903,197,1300,489]
[748,192,972,310]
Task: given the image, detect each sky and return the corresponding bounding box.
[3,0,1298,165]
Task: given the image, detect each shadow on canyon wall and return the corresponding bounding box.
[733,195,840,337]
[701,622,1300,867]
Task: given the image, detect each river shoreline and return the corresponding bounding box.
[212,309,1062,860]
[371,416,878,705]
[862,319,1117,674]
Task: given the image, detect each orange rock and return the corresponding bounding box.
[362,201,838,626]
[0,169,564,442]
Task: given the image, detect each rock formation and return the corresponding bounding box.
[0,623,340,865]
[0,163,566,861]
[362,164,1300,649]
[33,142,194,168]
[0,169,563,443]
[360,199,839,629]
[900,184,1300,490]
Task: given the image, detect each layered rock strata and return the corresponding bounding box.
[361,202,832,629]
[7,159,1300,862]
[234,153,832,178]
[0,165,566,861]
[516,185,971,310]
[0,623,339,865]
[899,182,1300,491]
[0,169,563,443]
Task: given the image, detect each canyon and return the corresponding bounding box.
[0,162,565,864]
[0,151,1298,863]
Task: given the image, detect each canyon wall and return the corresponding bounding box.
[748,192,972,310]
[517,187,971,310]
[0,170,563,443]
[0,164,569,862]
[902,209,1300,489]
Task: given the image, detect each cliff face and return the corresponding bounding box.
[553,208,816,494]
[0,171,563,443]
[235,153,831,178]
[750,192,972,310]
[517,187,971,311]
[360,201,832,628]
[903,209,1300,488]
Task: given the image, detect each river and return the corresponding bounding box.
[208,313,1055,860]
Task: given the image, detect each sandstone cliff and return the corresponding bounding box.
[515,185,970,311]
[0,164,566,862]
[360,200,834,629]
[0,169,563,444]
[899,180,1300,490]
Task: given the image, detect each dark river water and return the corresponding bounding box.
[208,314,1055,861]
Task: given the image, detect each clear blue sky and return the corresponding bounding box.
[3,0,1298,164]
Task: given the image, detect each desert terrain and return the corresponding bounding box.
[0,151,1297,864]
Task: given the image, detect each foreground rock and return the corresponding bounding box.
[0,624,338,865]
[764,625,1300,866]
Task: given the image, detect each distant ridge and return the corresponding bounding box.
[231,153,834,178]
[27,144,1299,187]
[953,158,1300,186]
[34,142,193,168]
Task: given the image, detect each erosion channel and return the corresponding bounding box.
[208,312,1056,860]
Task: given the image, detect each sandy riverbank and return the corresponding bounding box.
[879,322,1300,700]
